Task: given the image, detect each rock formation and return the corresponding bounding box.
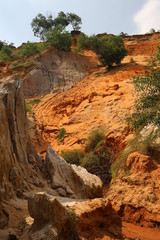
[107,152,160,227]
[23,48,98,97]
[0,77,45,227]
[45,145,102,198]
[22,192,79,240]
[72,198,123,239]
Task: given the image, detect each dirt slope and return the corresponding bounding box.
[33,63,144,153]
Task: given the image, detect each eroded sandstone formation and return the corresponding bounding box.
[0,77,45,228]
[45,145,102,199]
[22,192,79,240]
[23,48,98,97]
[107,152,160,228]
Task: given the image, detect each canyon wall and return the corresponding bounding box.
[23,49,98,97]
[0,77,41,202]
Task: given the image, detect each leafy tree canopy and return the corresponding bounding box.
[127,47,160,129]
[31,13,54,41]
[67,13,82,31]
[76,33,128,68]
[45,27,72,52]
[31,12,82,41]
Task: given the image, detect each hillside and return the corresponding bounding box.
[0,32,160,240]
[31,33,160,154]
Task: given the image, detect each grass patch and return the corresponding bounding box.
[9,60,36,70]
[62,149,84,165]
[57,128,66,140]
[81,151,99,168]
[111,148,130,180]
[111,130,159,180]
[26,98,41,113]
[85,128,105,152]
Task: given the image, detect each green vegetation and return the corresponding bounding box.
[0,45,13,62]
[57,127,66,140]
[127,46,160,129]
[112,47,160,179]
[19,42,41,58]
[62,128,105,171]
[31,12,82,51]
[31,13,54,41]
[81,151,99,168]
[85,128,105,152]
[0,40,42,63]
[111,131,158,179]
[31,12,81,38]
[9,60,36,70]
[130,58,135,63]
[46,27,72,51]
[61,149,84,165]
[26,98,41,113]
[76,33,128,68]
[65,207,78,223]
[67,13,82,31]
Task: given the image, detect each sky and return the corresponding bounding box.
[0,0,160,47]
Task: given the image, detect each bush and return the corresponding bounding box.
[81,151,99,168]
[9,60,36,70]
[76,34,128,68]
[61,149,84,165]
[46,28,72,51]
[111,131,158,179]
[19,42,41,58]
[127,46,160,129]
[0,40,5,50]
[57,128,66,140]
[0,45,13,62]
[85,128,105,152]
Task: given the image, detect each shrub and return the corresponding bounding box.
[76,34,128,68]
[46,28,72,51]
[19,42,41,58]
[81,151,99,168]
[130,58,135,63]
[111,148,130,180]
[111,131,158,179]
[127,46,160,129]
[0,40,5,50]
[61,149,84,165]
[0,45,13,62]
[9,60,36,70]
[85,128,105,152]
[57,128,66,140]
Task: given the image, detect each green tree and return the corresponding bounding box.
[76,33,127,68]
[0,40,5,50]
[98,36,128,68]
[31,13,54,41]
[127,47,160,129]
[46,27,72,51]
[67,13,82,31]
[53,11,69,28]
[31,12,82,41]
[150,28,156,34]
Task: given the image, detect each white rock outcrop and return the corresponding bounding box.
[45,145,103,199]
